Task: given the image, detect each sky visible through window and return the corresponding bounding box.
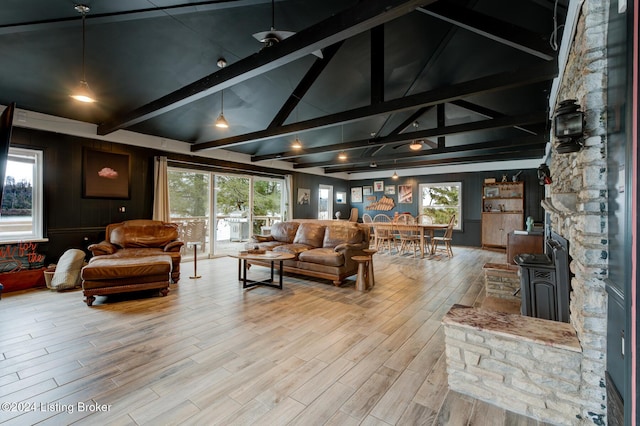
[5,161,32,183]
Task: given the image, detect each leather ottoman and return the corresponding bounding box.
[81,255,172,306]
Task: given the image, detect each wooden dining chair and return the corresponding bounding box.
[431,214,456,257]
[415,214,434,254]
[373,214,395,253]
[395,214,420,256]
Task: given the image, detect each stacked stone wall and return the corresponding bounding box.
[546,1,609,423]
[483,263,520,302]
[443,306,583,425]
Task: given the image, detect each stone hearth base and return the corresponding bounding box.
[443,305,584,425]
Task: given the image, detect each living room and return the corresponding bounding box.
[0,0,638,424]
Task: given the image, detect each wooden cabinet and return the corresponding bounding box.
[481,182,524,249]
[506,232,544,264]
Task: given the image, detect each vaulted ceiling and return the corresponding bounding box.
[0,0,568,174]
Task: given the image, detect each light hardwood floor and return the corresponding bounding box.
[0,247,550,425]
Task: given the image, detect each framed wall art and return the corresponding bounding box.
[351,187,363,203]
[336,191,346,204]
[374,181,384,192]
[384,185,396,195]
[363,185,373,196]
[83,148,131,199]
[398,184,413,203]
[297,188,310,204]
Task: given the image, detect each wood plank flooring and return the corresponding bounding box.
[0,247,550,425]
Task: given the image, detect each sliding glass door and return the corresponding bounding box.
[168,167,284,258]
[167,169,210,259]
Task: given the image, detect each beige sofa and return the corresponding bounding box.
[246,220,370,286]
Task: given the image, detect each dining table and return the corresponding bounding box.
[370,222,448,258]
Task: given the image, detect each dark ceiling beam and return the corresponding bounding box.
[436,103,446,148]
[417,3,555,60]
[388,107,431,137]
[198,59,557,153]
[268,42,343,128]
[371,26,385,104]
[293,135,545,168]
[324,149,546,173]
[97,0,435,136]
[0,0,278,35]
[251,110,547,161]
[451,99,540,135]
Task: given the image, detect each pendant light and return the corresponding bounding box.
[409,140,423,151]
[214,58,229,128]
[408,121,422,150]
[70,5,96,103]
[291,137,303,149]
[392,160,399,179]
[337,126,346,159]
[291,105,303,149]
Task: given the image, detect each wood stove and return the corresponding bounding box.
[514,231,571,323]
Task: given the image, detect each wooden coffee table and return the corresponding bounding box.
[229,252,295,289]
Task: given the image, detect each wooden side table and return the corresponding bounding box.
[363,248,377,289]
[352,255,372,291]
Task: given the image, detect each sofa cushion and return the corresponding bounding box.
[273,243,313,258]
[270,221,300,243]
[323,224,364,248]
[298,248,345,267]
[293,222,326,248]
[109,220,179,248]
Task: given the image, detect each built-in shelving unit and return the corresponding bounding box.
[481,181,524,249]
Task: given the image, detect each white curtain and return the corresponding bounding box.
[284,174,293,221]
[152,156,170,221]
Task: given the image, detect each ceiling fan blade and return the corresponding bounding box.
[252,29,295,43]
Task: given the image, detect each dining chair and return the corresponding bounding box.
[415,214,434,254]
[362,213,375,246]
[431,214,456,257]
[395,214,420,256]
[373,214,395,253]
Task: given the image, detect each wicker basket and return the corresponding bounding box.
[44,268,56,289]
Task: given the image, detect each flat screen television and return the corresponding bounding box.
[0,102,15,208]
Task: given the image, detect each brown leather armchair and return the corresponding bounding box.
[88,220,184,282]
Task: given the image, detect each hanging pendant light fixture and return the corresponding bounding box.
[291,105,303,148]
[392,160,399,179]
[337,126,346,159]
[409,140,423,151]
[214,58,229,128]
[408,121,422,150]
[291,137,303,149]
[214,90,229,128]
[70,4,96,103]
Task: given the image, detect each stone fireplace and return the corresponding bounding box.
[443,1,610,424]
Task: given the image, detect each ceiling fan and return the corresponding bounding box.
[252,0,323,58]
[392,121,437,150]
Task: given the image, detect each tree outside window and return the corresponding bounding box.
[419,182,461,230]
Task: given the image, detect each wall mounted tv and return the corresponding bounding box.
[0,102,16,207]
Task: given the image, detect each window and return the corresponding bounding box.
[1,147,44,242]
[419,182,461,230]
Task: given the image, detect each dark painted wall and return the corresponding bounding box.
[11,127,156,263]
[349,169,544,247]
[293,173,350,219]
[604,0,633,416]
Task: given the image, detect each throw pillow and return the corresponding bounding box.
[50,249,86,291]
